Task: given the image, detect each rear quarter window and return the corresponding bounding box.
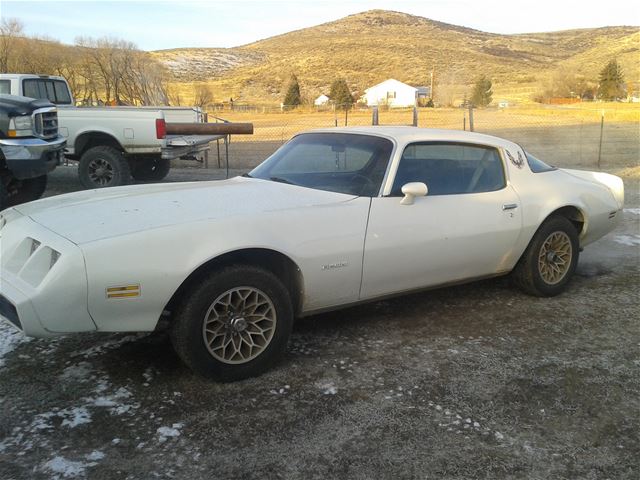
[0,80,10,94]
[525,151,556,173]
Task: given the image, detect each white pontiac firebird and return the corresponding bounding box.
[0,127,624,380]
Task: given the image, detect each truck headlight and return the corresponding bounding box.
[8,116,33,137]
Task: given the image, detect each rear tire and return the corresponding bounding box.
[7,175,48,207]
[79,146,131,189]
[131,158,171,181]
[513,216,579,297]
[170,265,293,381]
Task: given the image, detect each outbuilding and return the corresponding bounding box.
[362,79,418,108]
[314,94,330,106]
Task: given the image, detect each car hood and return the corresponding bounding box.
[13,177,357,244]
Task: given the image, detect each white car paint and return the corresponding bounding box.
[0,127,623,339]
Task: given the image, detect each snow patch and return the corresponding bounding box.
[157,423,184,442]
[86,450,105,461]
[614,234,640,247]
[60,407,92,428]
[319,383,338,395]
[624,208,640,216]
[60,362,93,382]
[44,456,88,478]
[0,322,32,368]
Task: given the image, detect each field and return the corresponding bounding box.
[196,103,640,169]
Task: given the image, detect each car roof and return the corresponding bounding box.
[305,126,517,150]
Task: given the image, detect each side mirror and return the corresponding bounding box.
[400,182,428,205]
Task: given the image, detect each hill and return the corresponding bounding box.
[151,10,640,104]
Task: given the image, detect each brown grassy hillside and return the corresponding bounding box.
[151,10,639,104]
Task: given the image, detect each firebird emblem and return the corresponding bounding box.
[507,150,525,169]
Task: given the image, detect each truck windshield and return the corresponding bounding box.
[23,79,72,105]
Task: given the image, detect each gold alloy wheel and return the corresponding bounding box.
[202,287,276,364]
[537,231,573,285]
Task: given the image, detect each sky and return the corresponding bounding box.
[2,0,639,51]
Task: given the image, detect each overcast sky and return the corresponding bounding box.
[3,0,639,51]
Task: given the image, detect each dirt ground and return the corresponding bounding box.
[1,165,639,480]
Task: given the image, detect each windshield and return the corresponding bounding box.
[250,132,394,196]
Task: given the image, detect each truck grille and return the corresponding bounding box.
[34,109,58,139]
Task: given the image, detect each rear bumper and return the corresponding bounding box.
[1,135,66,179]
[161,134,220,160]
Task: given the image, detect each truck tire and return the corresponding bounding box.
[8,175,48,207]
[79,146,131,189]
[0,178,8,211]
[131,158,171,182]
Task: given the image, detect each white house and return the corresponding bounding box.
[362,79,418,108]
[314,94,330,106]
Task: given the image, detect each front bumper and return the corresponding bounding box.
[0,214,97,337]
[0,135,66,179]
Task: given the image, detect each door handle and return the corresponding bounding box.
[502,204,518,211]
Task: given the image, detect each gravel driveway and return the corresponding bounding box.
[1,165,638,480]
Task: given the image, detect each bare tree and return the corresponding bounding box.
[193,83,214,109]
[0,18,24,72]
[433,70,462,107]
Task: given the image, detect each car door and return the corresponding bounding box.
[360,141,522,300]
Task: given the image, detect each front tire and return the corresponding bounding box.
[170,265,294,381]
[513,216,580,297]
[7,175,48,206]
[79,146,131,189]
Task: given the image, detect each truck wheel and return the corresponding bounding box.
[0,178,8,211]
[79,146,131,189]
[512,216,580,297]
[131,158,171,182]
[8,175,48,207]
[170,265,294,382]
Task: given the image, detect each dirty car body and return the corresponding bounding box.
[0,127,624,380]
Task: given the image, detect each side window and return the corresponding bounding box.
[525,151,556,173]
[0,80,10,94]
[391,142,505,196]
[23,79,44,99]
[53,81,72,104]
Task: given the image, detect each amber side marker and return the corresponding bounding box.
[106,285,141,299]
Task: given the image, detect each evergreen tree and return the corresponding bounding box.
[329,78,354,109]
[470,75,493,107]
[283,74,301,108]
[598,59,625,100]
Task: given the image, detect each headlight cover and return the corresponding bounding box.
[8,115,34,137]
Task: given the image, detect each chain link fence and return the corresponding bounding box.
[201,104,639,171]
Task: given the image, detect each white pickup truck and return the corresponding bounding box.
[0,74,216,188]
